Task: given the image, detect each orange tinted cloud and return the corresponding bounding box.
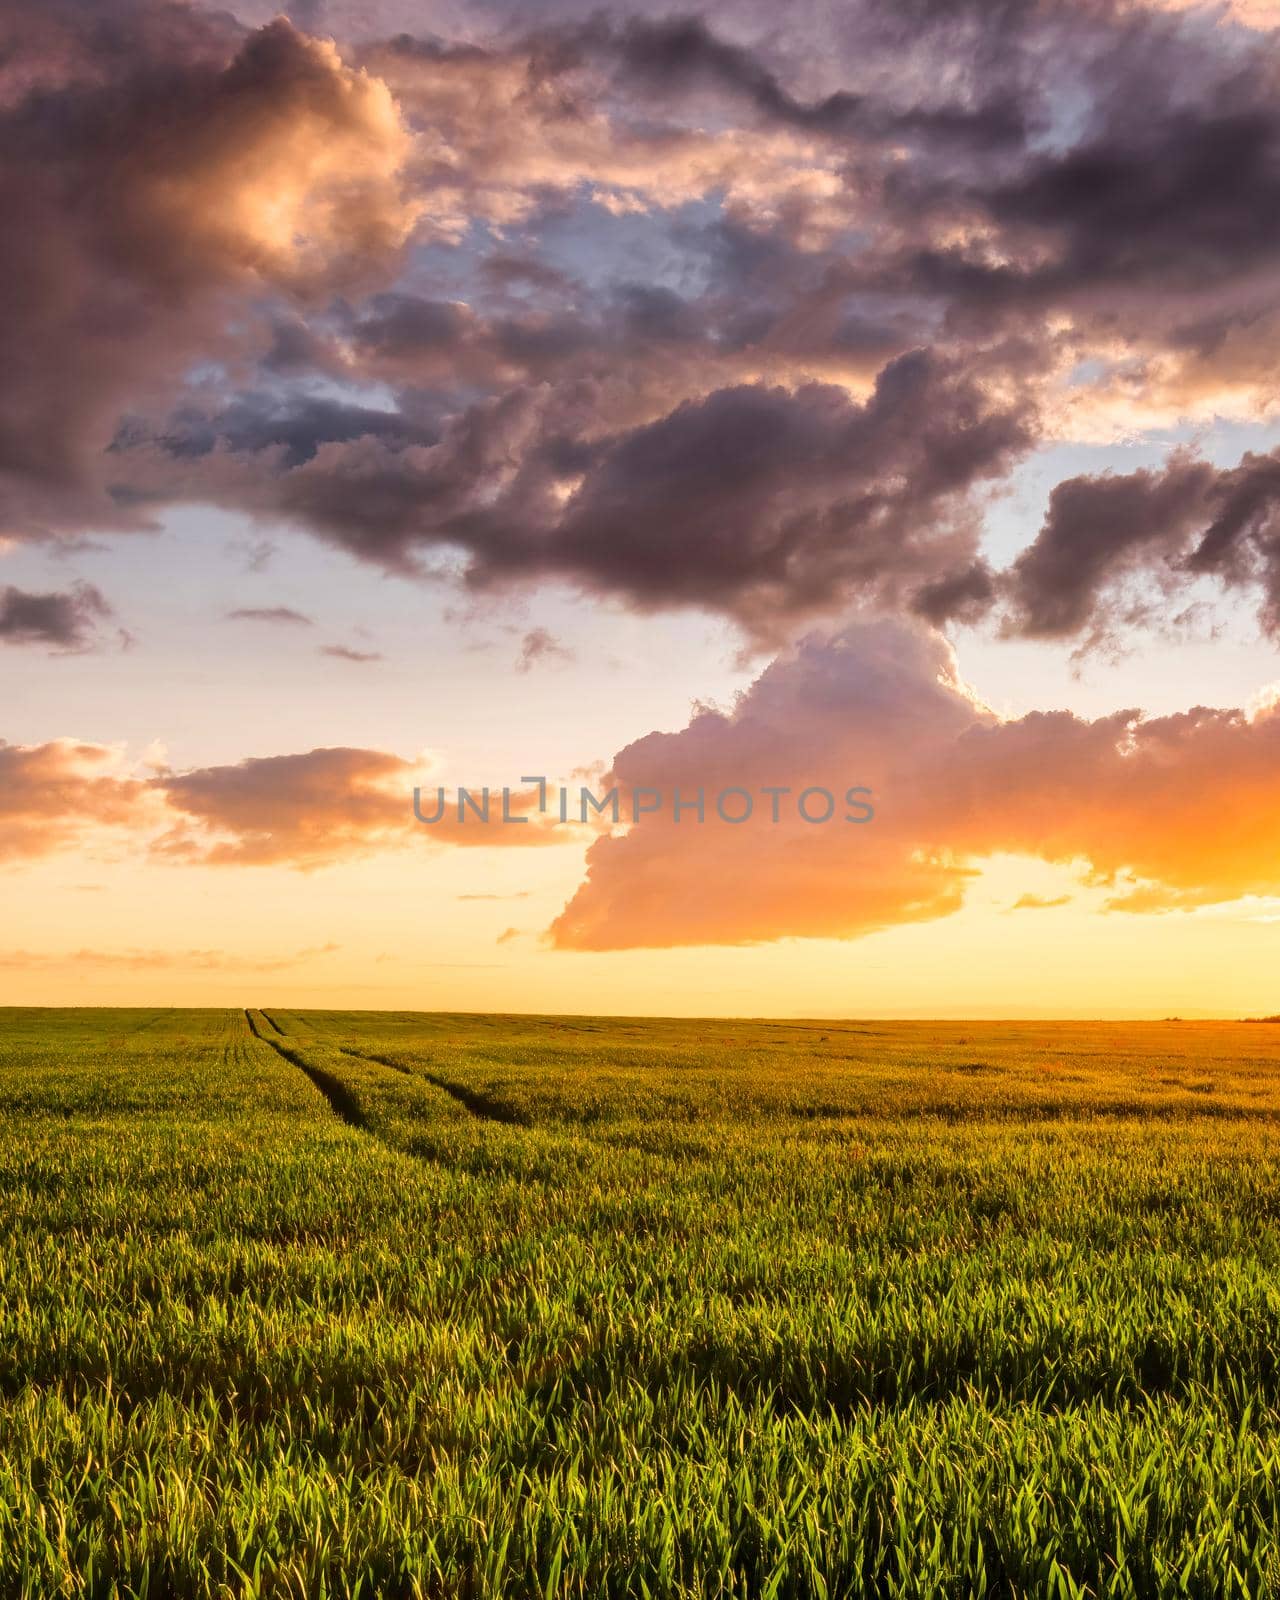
[551,620,1280,949]
[156,750,576,866]
[154,747,416,866]
[1,9,416,537]
[0,739,151,861]
[0,739,574,868]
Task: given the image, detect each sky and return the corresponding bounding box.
[3,0,1280,1015]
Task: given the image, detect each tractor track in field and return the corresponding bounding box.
[334,1042,528,1126]
[129,1009,176,1035]
[243,1009,368,1131]
[245,1010,523,1130]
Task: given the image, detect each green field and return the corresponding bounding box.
[2,1008,1280,1598]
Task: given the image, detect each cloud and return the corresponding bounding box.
[154,747,575,865]
[153,747,416,866]
[531,355,1033,633]
[0,942,341,971]
[320,643,383,662]
[163,393,439,468]
[0,738,151,861]
[361,23,866,245]
[550,618,1280,949]
[227,606,314,625]
[551,621,978,948]
[1003,446,1280,643]
[1004,455,1220,640]
[18,667,1261,907]
[909,561,998,628]
[161,351,1028,637]
[6,0,1280,646]
[1008,893,1072,911]
[0,582,112,649]
[0,737,578,868]
[516,627,574,672]
[536,14,1032,151]
[0,4,417,540]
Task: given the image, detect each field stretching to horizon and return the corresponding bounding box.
[2,1010,1280,1597]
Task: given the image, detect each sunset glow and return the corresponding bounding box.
[4,0,1280,1015]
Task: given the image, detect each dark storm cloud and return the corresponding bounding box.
[353,295,474,358]
[7,0,1280,643]
[1005,448,1280,642]
[0,0,415,537]
[995,111,1280,292]
[532,13,1033,150]
[910,561,998,627]
[534,352,1034,629]
[900,103,1280,332]
[864,5,1280,362]
[1005,457,1219,639]
[0,582,112,649]
[349,284,711,387]
[149,395,440,469]
[146,349,1032,634]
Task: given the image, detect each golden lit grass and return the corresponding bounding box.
[1,1007,1279,1597]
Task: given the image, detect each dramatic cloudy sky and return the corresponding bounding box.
[4,0,1280,1014]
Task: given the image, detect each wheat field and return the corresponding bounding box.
[2,1007,1279,1597]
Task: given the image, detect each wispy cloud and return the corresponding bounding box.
[227,606,314,626]
[516,627,574,673]
[320,644,383,663]
[0,942,340,972]
[1008,894,1072,913]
